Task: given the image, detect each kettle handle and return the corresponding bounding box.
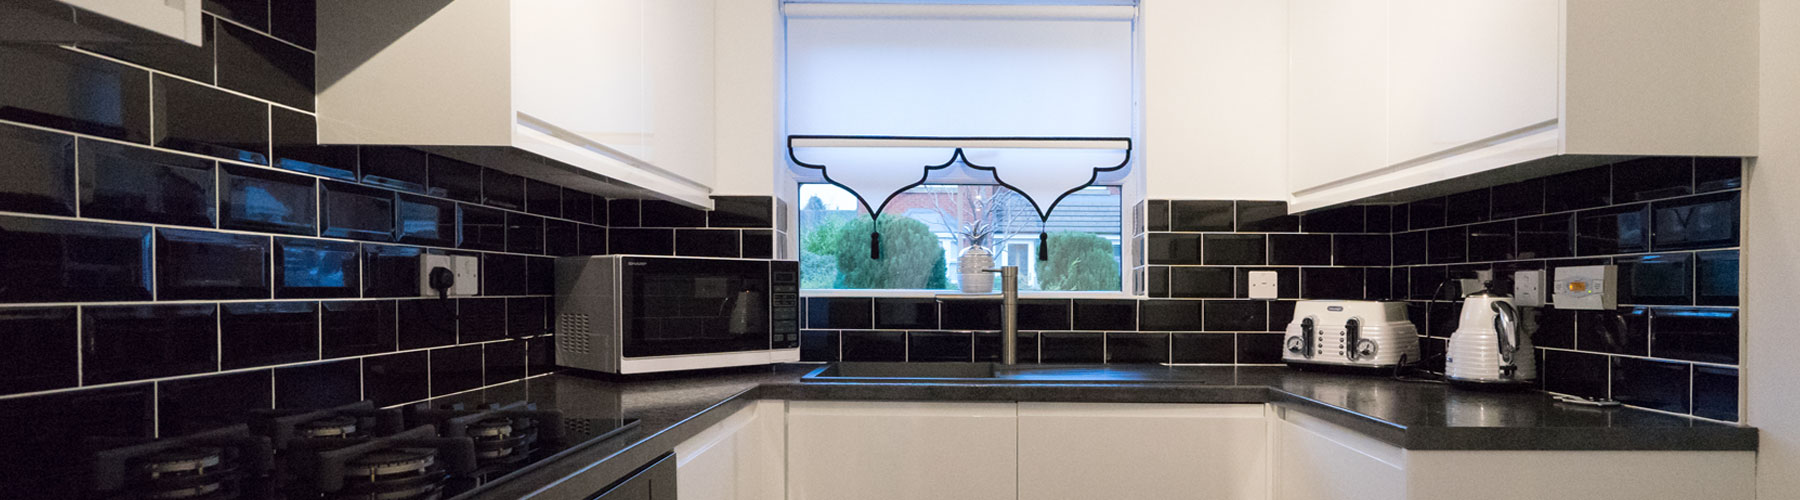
[1492,301,1519,365]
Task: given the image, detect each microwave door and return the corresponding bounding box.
[620,258,770,357]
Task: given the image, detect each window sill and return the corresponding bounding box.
[799,289,1139,300]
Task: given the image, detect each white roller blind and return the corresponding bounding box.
[785,7,1135,138]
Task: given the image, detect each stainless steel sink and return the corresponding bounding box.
[799,363,1215,384]
[803,362,1000,381]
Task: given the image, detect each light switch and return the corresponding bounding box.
[1247,271,1279,299]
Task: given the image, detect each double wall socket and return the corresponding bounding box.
[420,254,480,297]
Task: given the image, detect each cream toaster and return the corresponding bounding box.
[1282,300,1420,369]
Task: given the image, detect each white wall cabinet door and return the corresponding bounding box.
[1385,0,1559,166]
[643,0,717,186]
[1271,411,1405,500]
[1018,403,1268,500]
[512,0,650,158]
[786,401,1017,500]
[1286,0,1389,195]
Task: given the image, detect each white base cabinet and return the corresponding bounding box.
[1018,403,1268,500]
[673,400,786,500]
[786,401,1018,500]
[1271,411,1406,500]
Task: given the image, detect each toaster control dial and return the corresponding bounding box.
[1284,336,1305,354]
[1354,339,1378,359]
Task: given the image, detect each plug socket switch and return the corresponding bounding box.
[1247,271,1279,299]
[1513,270,1546,307]
[420,254,481,297]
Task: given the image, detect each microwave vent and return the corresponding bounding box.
[559,313,592,354]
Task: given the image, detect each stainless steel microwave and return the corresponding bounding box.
[554,256,799,374]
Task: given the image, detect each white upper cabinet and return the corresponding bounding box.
[318,0,720,207]
[1286,0,1757,212]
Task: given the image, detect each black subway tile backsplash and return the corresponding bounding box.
[322,300,397,358]
[1466,221,1514,263]
[221,163,317,235]
[507,297,548,336]
[908,331,973,362]
[1490,178,1544,219]
[610,227,673,255]
[152,75,269,165]
[363,351,428,407]
[975,331,1037,363]
[216,20,315,111]
[525,179,561,217]
[1652,191,1739,251]
[709,196,774,228]
[395,193,458,247]
[427,155,483,203]
[361,244,421,298]
[544,219,578,257]
[0,215,152,303]
[1408,198,1447,230]
[1334,234,1390,266]
[1301,267,1363,300]
[1204,234,1266,265]
[1650,308,1739,364]
[271,107,356,181]
[1543,349,1609,399]
[430,345,484,396]
[1170,200,1233,231]
[319,180,395,241]
[398,300,457,350]
[1146,200,1170,231]
[1148,233,1200,265]
[158,369,271,436]
[742,230,774,259]
[506,212,545,254]
[1236,201,1297,232]
[1040,332,1104,363]
[1612,157,1694,202]
[459,203,507,251]
[1576,307,1650,356]
[875,298,937,330]
[220,301,317,369]
[0,307,78,395]
[841,330,905,362]
[1138,300,1201,332]
[562,190,595,224]
[155,228,271,300]
[275,359,360,409]
[1172,333,1233,364]
[1204,301,1267,332]
[360,147,429,193]
[1695,250,1739,306]
[1302,205,1364,233]
[1236,333,1284,364]
[676,229,740,258]
[807,297,872,329]
[0,124,76,216]
[1614,253,1693,305]
[1545,165,1612,212]
[1693,366,1739,422]
[609,199,641,227]
[1446,189,1490,226]
[1426,227,1467,264]
[941,299,1002,330]
[484,340,528,385]
[641,200,707,227]
[457,298,506,343]
[1391,231,1427,266]
[1170,267,1234,298]
[800,330,840,362]
[481,253,527,296]
[1073,299,1137,331]
[1694,157,1743,193]
[1575,204,1650,255]
[1268,234,1331,265]
[79,140,216,227]
[483,169,525,210]
[1610,357,1690,414]
[81,304,218,384]
[0,46,151,142]
[1106,332,1168,364]
[275,237,358,298]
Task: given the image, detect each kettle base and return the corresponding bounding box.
[1445,377,1536,391]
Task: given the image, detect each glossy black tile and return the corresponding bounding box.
[0,46,150,142]
[271,360,359,410]
[1146,200,1170,231]
[807,297,871,329]
[561,190,595,224]
[269,0,316,48]
[1236,333,1283,363]
[393,193,456,246]
[482,169,524,210]
[524,179,560,217]
[1612,157,1693,202]
[1204,234,1265,265]
[1104,332,1167,364]
[205,0,269,30]
[79,140,215,227]
[1146,266,1169,298]
[1204,300,1267,332]
[1576,307,1650,356]
[1171,333,1233,364]
[1695,250,1739,306]
[709,196,773,228]
[0,124,76,216]
[906,331,972,362]
[1446,189,1490,226]
[1236,201,1297,232]
[217,20,314,110]
[363,351,428,407]
[801,330,840,362]
[1427,302,1459,338]
[1542,349,1609,399]
[505,212,543,254]
[1268,234,1331,265]
[1575,204,1650,256]
[1332,234,1389,266]
[268,109,352,180]
[1268,301,1296,329]
[1006,299,1066,331]
[1408,198,1447,230]
[481,253,526,296]
[155,228,270,300]
[1170,267,1234,298]
[79,12,216,82]
[1652,191,1739,251]
[1170,200,1233,231]
[940,299,1001,330]
[1138,299,1201,331]
[158,370,271,436]
[358,147,428,193]
[360,244,421,298]
[427,155,482,203]
[1301,267,1363,300]
[322,300,396,358]
[1365,205,1395,233]
[507,297,548,336]
[841,330,905,362]
[1040,332,1104,363]
[610,227,674,255]
[1490,179,1545,219]
[527,257,554,295]
[609,199,641,227]
[0,383,153,492]
[1234,268,1298,299]
[220,163,316,235]
[1466,221,1514,262]
[152,75,269,164]
[1302,205,1364,233]
[1615,253,1692,305]
[0,307,77,395]
[579,224,609,255]
[220,301,317,369]
[1611,357,1690,414]
[1694,157,1743,193]
[675,229,739,258]
[484,340,528,384]
[1652,308,1738,364]
[1513,213,1573,259]
[320,180,395,241]
[398,299,457,350]
[1693,365,1738,421]
[873,298,936,330]
[1073,299,1136,330]
[1426,227,1466,264]
[1418,336,1446,373]
[1391,231,1427,266]
[544,218,577,257]
[975,331,1037,363]
[1407,266,1446,300]
[526,338,555,376]
[1533,307,1576,349]
[640,200,706,227]
[0,216,152,302]
[274,238,357,298]
[1545,166,1613,212]
[458,203,506,251]
[742,230,773,259]
[1147,233,1200,265]
[81,304,217,384]
[458,298,506,343]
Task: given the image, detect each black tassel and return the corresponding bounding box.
[1038,232,1049,261]
[870,232,881,259]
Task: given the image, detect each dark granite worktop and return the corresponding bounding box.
[452,363,1755,500]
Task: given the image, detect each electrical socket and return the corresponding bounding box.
[420,254,480,297]
[1514,270,1546,307]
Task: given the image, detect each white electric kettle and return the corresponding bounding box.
[1444,292,1536,386]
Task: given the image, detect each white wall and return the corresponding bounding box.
[1750,0,1798,497]
[1140,0,1288,201]
[711,0,782,196]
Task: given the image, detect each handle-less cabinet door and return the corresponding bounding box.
[1286,0,1389,194]
[1018,403,1269,500]
[512,0,650,159]
[58,0,204,45]
[786,401,1016,500]
[595,453,679,500]
[1271,410,1406,500]
[1386,0,1559,166]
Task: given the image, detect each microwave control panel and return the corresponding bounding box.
[771,260,800,349]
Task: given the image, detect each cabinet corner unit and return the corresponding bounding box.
[1285,0,1758,212]
[316,0,719,207]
